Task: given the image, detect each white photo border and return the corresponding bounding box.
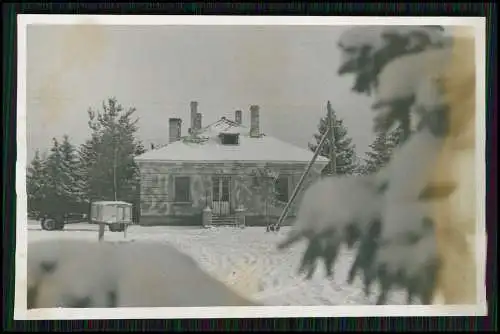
[15,15,487,320]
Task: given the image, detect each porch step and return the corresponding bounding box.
[211,216,238,226]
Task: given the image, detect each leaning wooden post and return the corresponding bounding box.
[274,124,331,229]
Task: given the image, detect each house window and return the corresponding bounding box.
[220,133,239,145]
[274,175,289,203]
[174,176,191,202]
[252,176,260,187]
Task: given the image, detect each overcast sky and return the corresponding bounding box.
[26,24,377,161]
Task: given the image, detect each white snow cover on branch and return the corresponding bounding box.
[279,123,447,303]
[279,26,474,305]
[376,128,448,203]
[289,175,382,239]
[338,26,446,74]
[374,47,451,110]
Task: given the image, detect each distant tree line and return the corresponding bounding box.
[27,98,146,220]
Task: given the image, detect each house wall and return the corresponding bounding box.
[136,161,325,226]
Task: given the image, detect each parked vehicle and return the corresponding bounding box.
[38,201,90,231]
[90,201,133,232]
[39,212,89,231]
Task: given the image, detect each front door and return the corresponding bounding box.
[212,176,231,216]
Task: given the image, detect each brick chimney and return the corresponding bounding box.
[190,101,198,132]
[169,118,182,143]
[195,112,202,130]
[235,110,242,125]
[249,105,260,137]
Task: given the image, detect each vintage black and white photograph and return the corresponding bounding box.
[16,15,487,319]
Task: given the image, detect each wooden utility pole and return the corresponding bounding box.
[99,134,118,242]
[113,144,118,201]
[273,101,337,230]
[274,119,332,229]
[327,101,336,176]
[112,140,128,239]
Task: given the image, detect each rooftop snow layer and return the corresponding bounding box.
[135,118,330,164]
[92,201,133,206]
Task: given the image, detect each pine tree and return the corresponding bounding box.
[79,97,146,206]
[329,26,477,305]
[309,101,358,176]
[387,124,405,149]
[362,131,392,175]
[59,135,86,207]
[78,134,100,201]
[26,149,49,216]
[361,124,405,174]
[46,138,63,196]
[42,138,67,215]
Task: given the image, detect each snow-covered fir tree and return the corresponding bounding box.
[362,125,405,174]
[337,26,446,142]
[45,138,64,196]
[26,149,49,216]
[362,131,392,175]
[78,133,100,201]
[28,137,87,215]
[308,101,358,175]
[335,26,454,304]
[79,97,146,205]
[282,26,477,305]
[41,138,68,214]
[58,135,86,205]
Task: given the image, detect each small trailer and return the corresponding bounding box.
[90,201,133,232]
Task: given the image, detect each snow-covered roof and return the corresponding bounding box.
[135,118,330,164]
[92,201,133,206]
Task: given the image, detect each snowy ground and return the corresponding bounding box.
[27,221,410,306]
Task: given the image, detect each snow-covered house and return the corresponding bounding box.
[134,102,329,226]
